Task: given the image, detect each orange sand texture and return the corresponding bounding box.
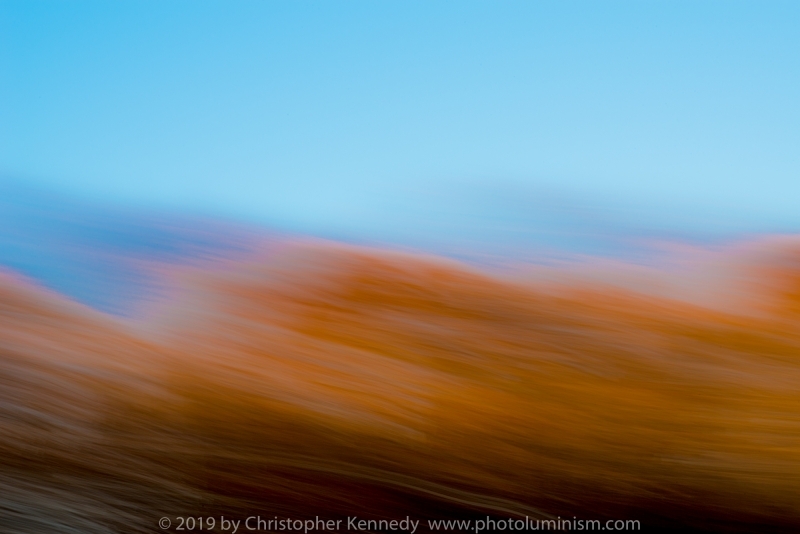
[1,241,799,532]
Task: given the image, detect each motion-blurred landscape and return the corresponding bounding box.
[3,1,800,532]
[2,186,799,532]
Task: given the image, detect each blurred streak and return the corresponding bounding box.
[0,180,272,316]
[3,178,787,319]
[1,239,800,532]
[501,235,800,317]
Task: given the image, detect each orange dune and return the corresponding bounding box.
[1,242,799,533]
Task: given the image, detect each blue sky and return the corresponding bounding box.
[2,0,800,250]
